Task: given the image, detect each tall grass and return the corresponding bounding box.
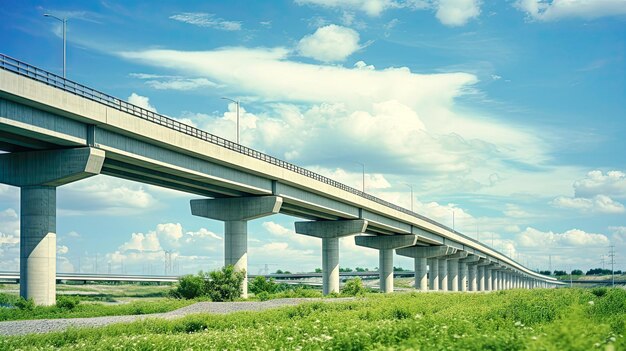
[2,288,624,350]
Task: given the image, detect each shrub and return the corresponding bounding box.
[341,278,367,296]
[249,276,279,295]
[257,291,270,301]
[206,265,245,302]
[57,296,80,310]
[171,274,206,299]
[14,297,35,311]
[591,287,608,298]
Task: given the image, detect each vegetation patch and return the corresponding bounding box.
[2,288,624,350]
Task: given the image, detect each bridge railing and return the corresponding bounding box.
[0,53,519,266]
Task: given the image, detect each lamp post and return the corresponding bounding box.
[221,97,240,144]
[43,14,67,78]
[355,162,365,193]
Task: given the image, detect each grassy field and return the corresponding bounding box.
[0,283,191,321]
[2,288,624,350]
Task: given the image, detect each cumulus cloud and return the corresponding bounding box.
[59,177,158,216]
[517,227,610,248]
[574,170,626,199]
[552,195,625,214]
[551,170,626,214]
[128,93,157,112]
[297,25,361,62]
[515,0,626,21]
[170,12,242,31]
[435,0,481,26]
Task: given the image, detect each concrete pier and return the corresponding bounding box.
[428,258,439,290]
[296,219,368,295]
[448,258,459,291]
[0,147,105,305]
[397,246,457,291]
[191,196,283,298]
[355,234,417,293]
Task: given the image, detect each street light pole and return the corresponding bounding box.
[44,14,67,78]
[221,97,240,144]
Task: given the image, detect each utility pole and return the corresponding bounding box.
[609,245,615,287]
[356,162,365,193]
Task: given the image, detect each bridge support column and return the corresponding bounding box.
[0,147,105,306]
[355,235,417,293]
[458,261,467,291]
[397,246,458,291]
[448,258,459,291]
[477,265,485,291]
[468,264,477,291]
[428,258,439,290]
[484,267,492,291]
[460,255,479,292]
[191,196,283,298]
[415,257,428,291]
[438,258,448,291]
[296,220,368,295]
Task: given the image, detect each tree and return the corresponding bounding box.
[205,265,245,302]
[275,269,284,274]
[339,267,353,272]
[314,268,322,273]
[249,276,279,295]
[571,269,583,276]
[553,270,567,276]
[539,270,552,275]
[393,266,406,272]
[341,278,367,296]
[171,274,206,299]
[355,267,368,272]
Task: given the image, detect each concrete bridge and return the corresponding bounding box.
[0,54,560,305]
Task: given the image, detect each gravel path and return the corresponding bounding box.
[0,298,353,336]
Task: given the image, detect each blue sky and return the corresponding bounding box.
[0,0,625,275]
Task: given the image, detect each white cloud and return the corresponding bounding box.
[610,226,626,244]
[297,25,361,62]
[128,92,157,112]
[59,176,158,216]
[574,170,626,199]
[147,78,217,91]
[295,0,429,16]
[551,170,626,214]
[170,13,242,31]
[435,0,481,26]
[57,245,69,255]
[515,0,626,21]
[552,195,625,214]
[517,227,610,248]
[0,208,19,237]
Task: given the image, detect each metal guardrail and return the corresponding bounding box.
[0,53,521,268]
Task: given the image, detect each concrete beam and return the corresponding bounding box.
[355,234,417,250]
[295,219,368,239]
[191,196,284,298]
[396,245,457,259]
[190,196,282,221]
[0,147,104,186]
[295,220,368,295]
[0,147,105,306]
[355,234,418,293]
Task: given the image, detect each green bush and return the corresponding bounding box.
[249,276,279,295]
[171,274,207,299]
[341,277,367,296]
[14,297,35,311]
[57,296,80,310]
[256,291,270,301]
[206,265,245,302]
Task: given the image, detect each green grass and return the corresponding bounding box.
[0,294,193,321]
[2,288,624,350]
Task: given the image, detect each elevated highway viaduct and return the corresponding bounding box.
[0,54,560,305]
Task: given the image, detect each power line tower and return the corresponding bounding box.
[164,250,173,275]
[608,245,615,288]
